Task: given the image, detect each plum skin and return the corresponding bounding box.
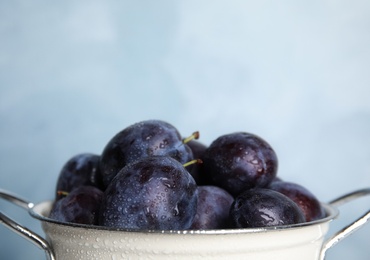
[49,186,103,225]
[99,120,193,188]
[55,153,103,200]
[202,132,278,196]
[268,181,326,222]
[229,188,306,228]
[99,156,198,230]
[190,185,234,230]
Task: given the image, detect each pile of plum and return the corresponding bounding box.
[49,120,325,230]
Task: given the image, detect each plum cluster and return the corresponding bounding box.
[49,119,325,230]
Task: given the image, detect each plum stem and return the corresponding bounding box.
[183,159,203,168]
[57,191,69,197]
[182,131,200,144]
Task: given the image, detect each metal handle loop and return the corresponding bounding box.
[0,189,55,260]
[320,188,370,260]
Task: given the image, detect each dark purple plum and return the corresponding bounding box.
[201,132,278,196]
[190,186,234,229]
[187,139,207,159]
[99,156,198,230]
[268,181,325,222]
[186,140,208,184]
[55,153,103,200]
[229,188,305,228]
[49,186,103,225]
[100,120,194,188]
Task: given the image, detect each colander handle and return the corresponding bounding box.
[0,189,55,260]
[320,188,370,260]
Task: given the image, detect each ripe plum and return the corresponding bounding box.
[55,153,103,200]
[186,140,208,184]
[190,186,234,229]
[229,188,305,228]
[99,156,198,230]
[100,120,194,188]
[268,181,325,222]
[202,132,278,196]
[49,186,103,225]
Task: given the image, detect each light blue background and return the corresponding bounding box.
[1,1,369,259]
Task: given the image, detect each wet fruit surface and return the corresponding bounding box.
[49,186,103,225]
[99,156,198,230]
[49,119,326,230]
[55,153,103,200]
[99,120,193,188]
[201,132,278,196]
[190,185,234,229]
[268,181,325,222]
[229,188,306,228]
